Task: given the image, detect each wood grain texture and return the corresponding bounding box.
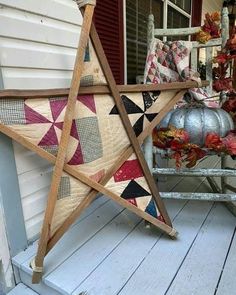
[32,4,95,284]
[90,23,172,227]
[0,125,176,242]
[0,81,209,99]
[0,88,184,253]
[48,89,185,250]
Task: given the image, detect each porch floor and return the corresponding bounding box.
[12,156,236,295]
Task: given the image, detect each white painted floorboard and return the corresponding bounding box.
[118,201,213,295]
[73,199,186,295]
[166,203,236,295]
[216,228,236,295]
[12,165,236,295]
[7,283,38,295]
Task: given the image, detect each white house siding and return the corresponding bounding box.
[202,0,224,23]
[0,0,82,241]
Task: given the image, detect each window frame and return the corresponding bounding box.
[164,0,192,31]
[125,0,193,83]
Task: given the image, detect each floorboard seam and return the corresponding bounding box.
[15,198,111,268]
[163,202,215,295]
[71,217,143,294]
[214,225,236,295]
[43,207,126,281]
[116,200,189,295]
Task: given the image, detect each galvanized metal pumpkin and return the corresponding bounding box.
[158,106,234,147]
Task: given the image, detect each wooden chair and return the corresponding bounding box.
[143,6,236,212]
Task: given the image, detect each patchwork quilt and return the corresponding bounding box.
[0,89,177,234]
[144,38,218,108]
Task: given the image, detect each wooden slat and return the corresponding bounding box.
[0,80,209,98]
[153,168,236,177]
[32,4,95,284]
[190,47,198,72]
[154,27,201,36]
[0,123,176,244]
[12,196,110,268]
[192,38,222,48]
[21,201,124,277]
[166,204,236,295]
[118,201,213,295]
[160,192,236,202]
[206,46,213,95]
[90,23,172,228]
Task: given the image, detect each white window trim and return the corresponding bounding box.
[163,0,192,29]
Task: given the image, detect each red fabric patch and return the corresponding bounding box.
[114,160,143,182]
[90,169,105,183]
[127,198,137,207]
[157,215,165,222]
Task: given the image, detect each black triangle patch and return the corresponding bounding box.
[133,115,144,136]
[143,92,154,111]
[110,95,144,115]
[143,91,161,111]
[121,180,151,199]
[145,113,158,122]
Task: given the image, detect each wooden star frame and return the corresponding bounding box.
[0,3,209,284]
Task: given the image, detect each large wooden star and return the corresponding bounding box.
[0,3,207,284]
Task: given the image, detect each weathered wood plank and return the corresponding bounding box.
[166,204,236,295]
[90,23,172,229]
[72,199,187,295]
[118,201,213,295]
[154,27,200,36]
[160,192,236,201]
[154,168,236,177]
[32,5,95,283]
[192,38,222,48]
[0,80,209,98]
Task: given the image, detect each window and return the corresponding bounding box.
[126,0,163,84]
[126,0,192,84]
[169,0,191,13]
